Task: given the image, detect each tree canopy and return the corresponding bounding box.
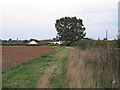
[55,17,86,45]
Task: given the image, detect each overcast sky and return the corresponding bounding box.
[0,0,119,40]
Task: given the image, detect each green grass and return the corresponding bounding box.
[49,50,70,88]
[2,47,71,88]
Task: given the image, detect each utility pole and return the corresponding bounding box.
[106,30,108,40]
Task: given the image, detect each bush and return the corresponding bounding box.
[72,39,118,49]
[94,41,108,48]
[67,46,119,88]
[118,39,120,48]
[2,43,42,46]
[72,39,95,49]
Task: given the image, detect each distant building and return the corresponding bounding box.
[28,40,38,44]
[53,41,63,45]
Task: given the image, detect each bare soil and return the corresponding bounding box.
[2,46,56,71]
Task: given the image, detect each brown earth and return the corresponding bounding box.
[2,46,56,71]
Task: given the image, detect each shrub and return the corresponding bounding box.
[94,41,108,48]
[72,39,95,49]
[67,46,119,88]
[118,39,120,48]
[2,43,42,46]
[72,39,117,49]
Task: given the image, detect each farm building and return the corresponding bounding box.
[52,41,63,45]
[28,40,38,44]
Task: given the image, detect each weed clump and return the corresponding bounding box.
[67,41,119,88]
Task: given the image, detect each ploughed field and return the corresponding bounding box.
[2,46,56,71]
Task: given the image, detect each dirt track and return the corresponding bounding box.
[2,46,56,71]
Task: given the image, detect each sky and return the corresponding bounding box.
[0,0,119,40]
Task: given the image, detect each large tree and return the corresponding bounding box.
[55,17,86,44]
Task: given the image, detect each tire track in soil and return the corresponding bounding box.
[36,47,71,88]
[36,65,57,88]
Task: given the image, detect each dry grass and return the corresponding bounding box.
[36,65,58,88]
[67,46,119,88]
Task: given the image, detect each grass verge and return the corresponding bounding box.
[2,47,71,88]
[49,49,70,88]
